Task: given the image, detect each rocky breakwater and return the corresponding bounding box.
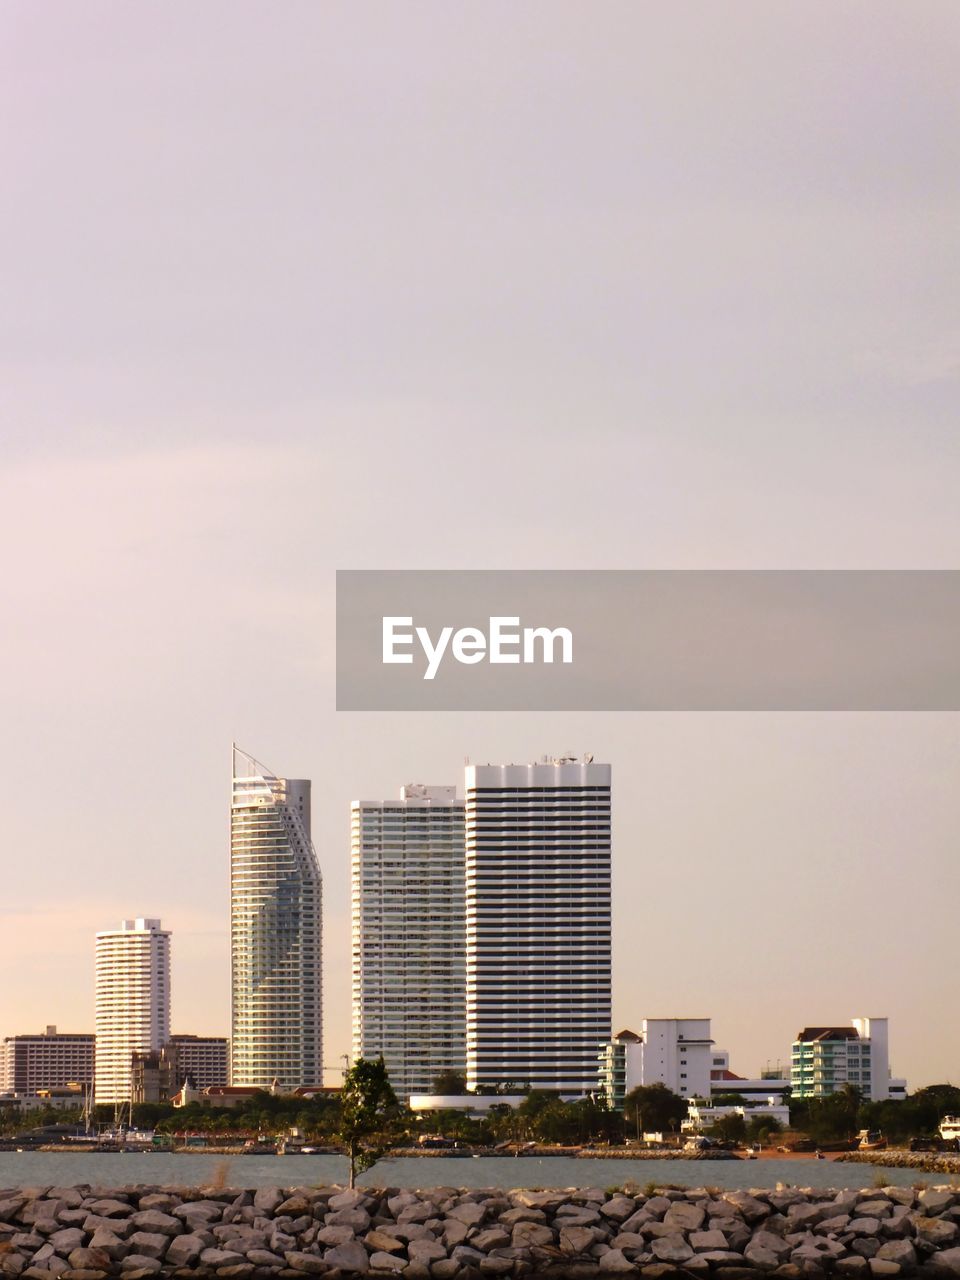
[1,1183,960,1280]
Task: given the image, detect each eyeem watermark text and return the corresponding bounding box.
[382,615,574,680]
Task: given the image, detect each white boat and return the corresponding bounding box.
[939,1115,960,1147]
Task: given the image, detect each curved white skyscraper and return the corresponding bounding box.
[230,746,323,1088]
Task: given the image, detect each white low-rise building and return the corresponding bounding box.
[683,1097,790,1134]
[791,1018,906,1102]
[599,1019,714,1107]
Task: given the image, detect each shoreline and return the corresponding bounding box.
[2,1180,959,1277]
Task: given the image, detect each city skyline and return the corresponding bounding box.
[2,4,959,1091]
[1,748,938,1100]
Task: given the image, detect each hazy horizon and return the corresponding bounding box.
[1,2,958,1091]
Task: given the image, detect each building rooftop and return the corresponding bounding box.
[795,1026,861,1042]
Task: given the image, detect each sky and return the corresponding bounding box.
[1,2,959,1089]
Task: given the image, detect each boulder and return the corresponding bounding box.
[650,1235,694,1264]
[916,1218,959,1249]
[325,1239,370,1272]
[690,1230,729,1252]
[600,1198,638,1224]
[129,1212,181,1238]
[163,1234,207,1267]
[876,1240,917,1270]
[511,1222,554,1248]
[369,1251,406,1273]
[663,1203,705,1233]
[252,1187,286,1216]
[126,1233,169,1261]
[366,1230,405,1253]
[918,1192,954,1217]
[284,1252,330,1274]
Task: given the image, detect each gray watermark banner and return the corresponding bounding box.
[336,570,960,710]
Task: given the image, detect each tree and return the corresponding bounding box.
[623,1083,687,1137]
[339,1056,398,1188]
[430,1070,467,1095]
[710,1113,747,1144]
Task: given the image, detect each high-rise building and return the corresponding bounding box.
[95,918,171,1105]
[1,1026,95,1096]
[130,1034,229,1104]
[167,1034,229,1089]
[230,746,323,1089]
[351,785,466,1102]
[791,1017,906,1102]
[465,755,612,1095]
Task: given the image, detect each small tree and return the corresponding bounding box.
[339,1056,398,1189]
[624,1083,687,1137]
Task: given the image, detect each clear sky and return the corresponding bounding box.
[1,3,958,1089]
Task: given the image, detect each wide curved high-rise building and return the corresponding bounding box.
[230,746,323,1088]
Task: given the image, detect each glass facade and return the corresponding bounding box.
[230,747,323,1089]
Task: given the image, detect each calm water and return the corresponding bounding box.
[0,1151,933,1192]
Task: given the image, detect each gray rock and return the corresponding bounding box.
[510,1191,568,1212]
[284,1251,329,1274]
[744,1244,781,1271]
[917,1218,959,1248]
[918,1192,954,1217]
[857,1201,894,1220]
[325,1239,370,1272]
[446,1203,486,1228]
[48,1230,85,1255]
[511,1222,554,1248]
[472,1228,510,1252]
[650,1235,694,1264]
[64,1251,110,1273]
[172,1201,223,1226]
[369,1251,406,1273]
[163,1233,207,1267]
[119,1255,161,1274]
[316,1224,356,1246]
[663,1203,705,1232]
[136,1195,175,1214]
[600,1197,637,1224]
[129,1211,181,1238]
[0,1200,27,1223]
[850,1217,883,1238]
[876,1240,917,1270]
[690,1230,729,1252]
[407,1240,447,1264]
[252,1187,285,1216]
[87,1202,133,1220]
[245,1248,285,1268]
[398,1204,434,1226]
[327,1207,372,1231]
[561,1226,599,1255]
[556,1206,602,1227]
[726,1193,772,1225]
[597,1248,635,1272]
[929,1248,960,1274]
[835,1259,870,1277]
[87,1227,129,1260]
[199,1246,245,1267]
[442,1220,469,1247]
[329,1190,368,1212]
[477,1258,513,1275]
[367,1230,405,1253]
[125,1233,168,1261]
[868,1262,901,1278]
